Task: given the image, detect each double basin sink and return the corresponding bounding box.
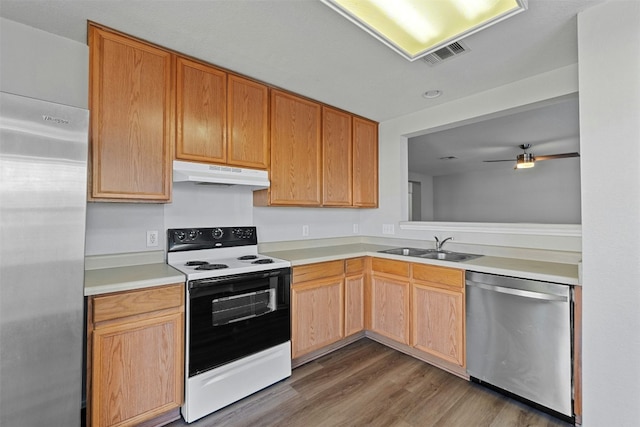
[378,247,483,262]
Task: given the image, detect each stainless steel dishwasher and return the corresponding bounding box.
[466,271,573,422]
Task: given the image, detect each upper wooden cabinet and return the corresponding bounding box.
[175,57,269,169]
[88,24,173,202]
[263,90,323,206]
[322,106,353,206]
[175,57,227,164]
[227,74,270,169]
[89,24,374,205]
[255,94,378,208]
[353,117,378,207]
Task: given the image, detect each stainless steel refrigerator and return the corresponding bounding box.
[0,91,89,426]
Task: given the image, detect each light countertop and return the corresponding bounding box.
[84,242,580,296]
[262,243,580,285]
[84,251,185,296]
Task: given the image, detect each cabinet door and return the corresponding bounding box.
[370,275,410,344]
[291,279,344,358]
[322,106,352,206]
[352,117,378,207]
[89,25,173,201]
[345,274,364,336]
[176,56,227,164]
[227,74,269,169]
[412,283,465,367]
[91,312,184,427]
[269,90,322,206]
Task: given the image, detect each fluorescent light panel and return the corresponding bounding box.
[322,0,527,61]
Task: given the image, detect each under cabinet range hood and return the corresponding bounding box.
[173,160,270,189]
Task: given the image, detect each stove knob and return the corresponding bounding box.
[188,230,199,240]
[175,231,186,241]
[212,228,224,239]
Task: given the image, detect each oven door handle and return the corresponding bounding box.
[189,267,291,299]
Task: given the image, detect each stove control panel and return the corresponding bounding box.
[167,226,257,252]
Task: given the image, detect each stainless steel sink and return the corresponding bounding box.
[378,247,431,256]
[418,251,483,262]
[378,247,482,262]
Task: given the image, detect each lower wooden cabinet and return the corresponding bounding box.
[291,278,344,358]
[411,264,465,367]
[291,261,344,358]
[370,259,410,345]
[87,283,184,427]
[292,257,467,372]
[344,258,366,337]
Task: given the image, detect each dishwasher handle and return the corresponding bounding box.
[466,280,568,302]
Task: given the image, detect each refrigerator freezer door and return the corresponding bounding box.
[0,92,88,426]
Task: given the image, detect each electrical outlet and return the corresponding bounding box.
[302,225,309,237]
[382,224,395,235]
[353,224,359,234]
[146,230,159,247]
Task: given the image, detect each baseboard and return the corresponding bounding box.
[364,331,469,379]
[136,409,182,427]
[291,331,468,381]
[292,332,365,368]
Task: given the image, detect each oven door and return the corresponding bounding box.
[187,267,290,377]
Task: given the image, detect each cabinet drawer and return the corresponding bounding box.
[345,257,365,274]
[293,260,344,284]
[412,264,464,289]
[371,258,410,278]
[92,283,184,323]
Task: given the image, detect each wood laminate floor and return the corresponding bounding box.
[168,339,572,427]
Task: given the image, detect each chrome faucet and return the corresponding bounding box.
[434,236,453,251]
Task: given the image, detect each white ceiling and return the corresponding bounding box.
[0,0,603,123]
[408,94,580,176]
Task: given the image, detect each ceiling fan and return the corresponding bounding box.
[483,144,580,169]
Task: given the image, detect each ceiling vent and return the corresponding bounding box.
[422,41,469,66]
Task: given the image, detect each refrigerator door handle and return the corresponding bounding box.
[466,280,568,302]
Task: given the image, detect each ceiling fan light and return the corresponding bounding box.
[515,152,535,168]
[516,161,535,169]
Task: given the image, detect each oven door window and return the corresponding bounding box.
[188,268,290,377]
[211,288,275,325]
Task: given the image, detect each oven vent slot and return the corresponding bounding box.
[211,289,274,325]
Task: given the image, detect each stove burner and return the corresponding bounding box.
[238,255,258,260]
[195,263,229,270]
[186,261,209,266]
[252,258,274,264]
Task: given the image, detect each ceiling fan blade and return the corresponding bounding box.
[483,159,514,163]
[535,152,580,161]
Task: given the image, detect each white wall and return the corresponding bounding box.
[408,172,434,220]
[433,158,581,223]
[84,203,165,255]
[368,64,581,251]
[0,18,88,108]
[578,2,640,425]
[254,205,361,242]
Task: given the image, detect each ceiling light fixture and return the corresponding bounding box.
[515,153,535,169]
[321,0,528,62]
[422,90,442,99]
